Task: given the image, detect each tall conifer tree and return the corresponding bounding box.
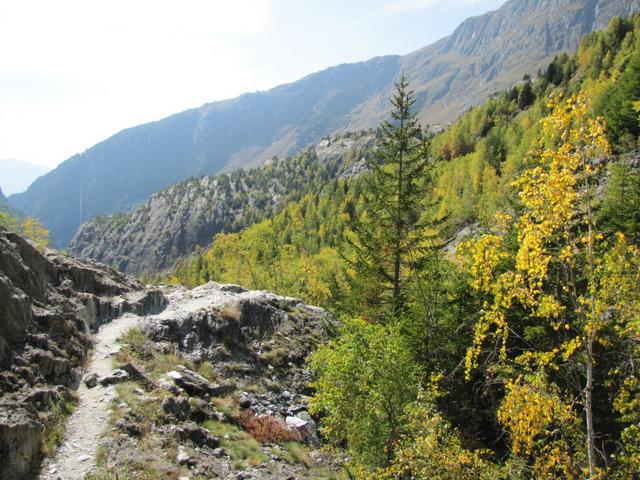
[348,75,436,319]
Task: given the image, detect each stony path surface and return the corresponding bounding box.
[38,314,145,480]
[37,284,289,480]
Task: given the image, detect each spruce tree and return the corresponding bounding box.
[348,75,437,319]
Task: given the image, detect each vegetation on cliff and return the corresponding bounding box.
[166,15,640,478]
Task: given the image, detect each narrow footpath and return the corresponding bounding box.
[38,314,144,480]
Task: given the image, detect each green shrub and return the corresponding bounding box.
[309,317,422,468]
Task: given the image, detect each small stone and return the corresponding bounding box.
[176,446,190,465]
[213,447,225,457]
[77,454,92,462]
[239,392,252,408]
[83,373,98,388]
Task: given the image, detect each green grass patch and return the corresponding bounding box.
[211,395,237,417]
[259,346,288,366]
[110,382,163,436]
[203,420,268,469]
[40,397,77,456]
[116,327,217,382]
[282,441,315,468]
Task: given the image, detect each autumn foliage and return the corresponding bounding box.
[165,15,640,479]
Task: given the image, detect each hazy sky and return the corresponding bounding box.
[0,0,506,169]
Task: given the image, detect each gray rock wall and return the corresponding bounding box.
[0,228,166,480]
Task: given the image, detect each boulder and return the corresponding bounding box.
[0,403,43,480]
[84,373,98,388]
[98,369,129,386]
[239,391,253,408]
[166,369,209,396]
[22,387,64,410]
[161,396,191,422]
[285,411,320,447]
[175,422,219,449]
[213,447,226,457]
[166,366,234,398]
[118,363,154,390]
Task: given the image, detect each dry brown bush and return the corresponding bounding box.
[238,410,301,444]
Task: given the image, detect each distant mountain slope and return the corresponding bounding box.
[11,0,640,246]
[69,133,375,275]
[0,159,49,195]
[0,186,22,219]
[364,0,640,127]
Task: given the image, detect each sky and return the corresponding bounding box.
[0,0,506,169]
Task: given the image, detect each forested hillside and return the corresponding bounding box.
[171,14,640,303]
[69,132,375,275]
[167,15,640,478]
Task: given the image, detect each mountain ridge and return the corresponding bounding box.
[11,0,640,246]
[0,186,22,219]
[68,132,375,275]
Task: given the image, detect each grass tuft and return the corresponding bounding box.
[202,419,268,469]
[41,397,77,456]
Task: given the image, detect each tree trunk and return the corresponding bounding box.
[393,113,405,316]
[585,334,597,478]
[583,156,598,478]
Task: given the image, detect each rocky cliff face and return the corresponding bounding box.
[1,229,336,479]
[0,228,165,480]
[12,0,639,247]
[68,133,375,275]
